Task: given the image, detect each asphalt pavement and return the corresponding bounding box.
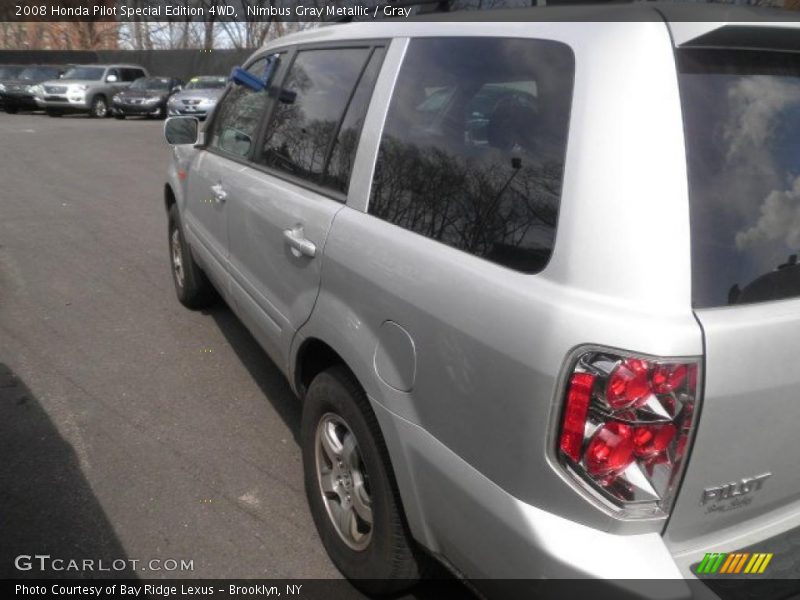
[0,112,468,598]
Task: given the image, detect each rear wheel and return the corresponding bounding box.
[46,109,62,117]
[167,204,215,309]
[301,367,423,594]
[114,113,125,120]
[5,105,18,114]
[89,95,108,119]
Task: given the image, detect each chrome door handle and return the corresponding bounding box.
[283,228,316,258]
[210,183,227,204]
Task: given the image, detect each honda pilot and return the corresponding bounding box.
[161,10,800,599]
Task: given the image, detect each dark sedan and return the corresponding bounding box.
[111,76,182,119]
[0,65,26,109]
[1,65,67,113]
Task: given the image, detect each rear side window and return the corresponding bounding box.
[122,68,145,82]
[679,50,800,308]
[368,38,574,273]
[257,47,380,193]
[326,48,385,194]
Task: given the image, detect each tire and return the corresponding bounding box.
[47,109,62,117]
[5,105,18,114]
[301,367,423,595]
[114,113,125,120]
[167,204,215,309]
[89,95,108,119]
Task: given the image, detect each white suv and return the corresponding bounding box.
[40,64,148,118]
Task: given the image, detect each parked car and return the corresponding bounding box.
[166,75,227,120]
[162,10,800,600]
[111,76,183,120]
[0,65,25,110]
[40,64,148,118]
[1,65,67,113]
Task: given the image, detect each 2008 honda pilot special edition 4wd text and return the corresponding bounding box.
[162,9,800,599]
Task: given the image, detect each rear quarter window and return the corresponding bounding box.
[367,37,575,274]
[679,50,800,308]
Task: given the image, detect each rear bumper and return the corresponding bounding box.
[669,504,800,579]
[370,400,700,599]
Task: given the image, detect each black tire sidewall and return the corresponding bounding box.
[301,369,412,585]
[167,204,214,309]
[167,205,195,304]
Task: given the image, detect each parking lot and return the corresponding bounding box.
[0,112,461,596]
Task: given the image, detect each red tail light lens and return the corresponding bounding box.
[585,422,634,481]
[560,372,595,461]
[652,364,688,394]
[606,358,651,409]
[557,349,700,516]
[632,423,676,458]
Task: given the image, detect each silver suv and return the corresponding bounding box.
[40,64,148,118]
[162,12,800,599]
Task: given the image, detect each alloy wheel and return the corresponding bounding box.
[315,413,373,551]
[171,228,184,289]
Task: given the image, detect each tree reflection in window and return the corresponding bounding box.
[368,38,575,274]
[259,47,380,192]
[209,57,269,158]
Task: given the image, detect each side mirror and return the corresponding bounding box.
[164,117,199,146]
[106,74,118,83]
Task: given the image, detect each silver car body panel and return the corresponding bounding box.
[168,17,800,591]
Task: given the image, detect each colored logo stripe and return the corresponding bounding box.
[696,552,773,574]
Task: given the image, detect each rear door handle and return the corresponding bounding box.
[283,227,316,258]
[210,183,227,204]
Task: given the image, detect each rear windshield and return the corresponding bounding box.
[131,77,170,91]
[185,77,226,90]
[62,67,105,81]
[0,66,24,79]
[679,50,800,308]
[18,67,62,81]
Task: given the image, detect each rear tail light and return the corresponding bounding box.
[557,349,700,516]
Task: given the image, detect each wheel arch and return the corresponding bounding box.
[292,333,437,555]
[164,183,177,213]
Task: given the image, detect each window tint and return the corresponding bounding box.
[0,66,24,78]
[18,67,60,81]
[186,76,226,90]
[208,58,270,159]
[63,66,104,81]
[326,49,384,194]
[678,50,800,308]
[257,47,373,191]
[368,38,574,273]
